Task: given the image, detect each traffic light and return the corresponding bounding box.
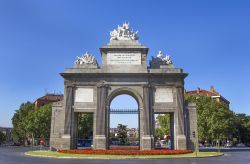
[192,131,196,138]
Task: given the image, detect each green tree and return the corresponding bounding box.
[0,131,6,144]
[31,104,52,139]
[234,113,250,143]
[12,102,33,144]
[155,114,170,139]
[186,96,236,143]
[78,113,93,139]
[117,124,129,145]
[12,102,52,144]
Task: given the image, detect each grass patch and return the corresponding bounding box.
[25,151,223,159]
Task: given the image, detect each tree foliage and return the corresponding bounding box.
[0,131,6,144]
[12,102,33,143]
[117,124,129,145]
[234,113,250,143]
[154,96,250,144]
[78,113,93,139]
[186,96,236,142]
[155,114,170,139]
[12,102,52,144]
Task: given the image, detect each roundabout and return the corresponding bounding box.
[1,147,249,164]
[25,150,223,159]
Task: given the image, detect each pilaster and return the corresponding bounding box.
[174,85,187,150]
[141,84,154,150]
[60,85,75,149]
[94,82,109,149]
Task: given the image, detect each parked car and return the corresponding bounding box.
[236,143,246,147]
[155,141,161,148]
[159,140,167,148]
[155,140,171,149]
[129,141,139,146]
[204,143,212,147]
[77,139,92,147]
[12,143,21,146]
[199,143,204,147]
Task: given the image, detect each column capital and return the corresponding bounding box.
[142,83,152,88]
[175,84,184,88]
[96,80,109,88]
[65,84,76,88]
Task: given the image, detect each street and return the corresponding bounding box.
[0,147,250,164]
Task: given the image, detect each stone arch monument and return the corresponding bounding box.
[50,22,198,150]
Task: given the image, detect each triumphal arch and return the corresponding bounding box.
[50,23,198,150]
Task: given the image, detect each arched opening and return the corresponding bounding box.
[108,94,140,150]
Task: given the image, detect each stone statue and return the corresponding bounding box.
[163,55,172,65]
[156,50,173,65]
[157,50,164,58]
[75,52,98,65]
[110,22,139,41]
[149,50,174,68]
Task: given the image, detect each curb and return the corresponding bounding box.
[24,152,224,159]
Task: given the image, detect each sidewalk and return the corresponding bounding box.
[200,147,250,152]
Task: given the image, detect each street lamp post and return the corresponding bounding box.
[217,139,220,154]
[192,131,198,157]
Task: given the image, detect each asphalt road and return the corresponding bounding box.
[0,147,250,164]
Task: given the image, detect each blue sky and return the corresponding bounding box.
[0,0,250,127]
[110,95,138,128]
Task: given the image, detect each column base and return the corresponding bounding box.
[94,135,107,150]
[141,135,154,150]
[50,134,72,150]
[176,134,187,150]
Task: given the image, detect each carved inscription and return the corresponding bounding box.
[107,52,141,65]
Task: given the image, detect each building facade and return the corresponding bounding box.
[0,127,13,143]
[185,86,230,107]
[34,93,63,108]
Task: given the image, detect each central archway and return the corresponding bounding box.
[106,88,143,150]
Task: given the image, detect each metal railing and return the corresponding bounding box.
[77,139,93,148]
[110,108,138,114]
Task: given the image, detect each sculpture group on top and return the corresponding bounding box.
[75,52,98,66]
[75,23,174,69]
[110,22,139,41]
[150,51,174,68]
[156,50,173,65]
